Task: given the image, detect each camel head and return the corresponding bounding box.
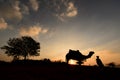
[88,51,94,58]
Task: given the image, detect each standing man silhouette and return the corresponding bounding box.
[96,56,104,67]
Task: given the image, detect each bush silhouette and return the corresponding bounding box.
[107,62,116,68]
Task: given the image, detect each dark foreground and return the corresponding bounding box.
[0,61,120,80]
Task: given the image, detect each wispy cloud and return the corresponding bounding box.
[29,0,39,11]
[19,25,48,37]
[66,2,77,17]
[0,0,77,22]
[0,18,8,30]
[0,0,22,20]
[53,1,78,21]
[42,29,48,34]
[21,4,29,15]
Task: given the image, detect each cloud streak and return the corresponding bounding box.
[0,18,8,30]
[0,0,22,20]
[19,25,48,37]
[66,2,77,17]
[29,0,39,11]
[21,4,29,15]
[0,0,77,23]
[53,1,78,21]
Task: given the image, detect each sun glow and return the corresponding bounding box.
[68,59,77,65]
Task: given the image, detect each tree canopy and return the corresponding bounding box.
[1,36,40,60]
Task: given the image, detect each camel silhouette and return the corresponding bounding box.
[66,49,94,65]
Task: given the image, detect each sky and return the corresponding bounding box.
[0,0,120,65]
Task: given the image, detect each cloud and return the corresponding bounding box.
[0,18,8,30]
[0,0,22,20]
[53,1,78,21]
[42,29,48,34]
[32,0,77,21]
[66,2,78,17]
[29,0,39,11]
[55,13,66,22]
[19,25,48,37]
[21,4,29,15]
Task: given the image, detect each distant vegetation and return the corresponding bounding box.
[106,62,116,68]
[0,59,66,66]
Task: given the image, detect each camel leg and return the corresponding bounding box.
[77,61,82,66]
[66,58,69,64]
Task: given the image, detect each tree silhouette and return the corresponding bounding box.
[1,36,40,60]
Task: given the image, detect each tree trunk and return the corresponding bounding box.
[24,56,27,60]
[13,55,19,61]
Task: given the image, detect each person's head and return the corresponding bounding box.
[96,56,99,59]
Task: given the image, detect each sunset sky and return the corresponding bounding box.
[0,0,120,65]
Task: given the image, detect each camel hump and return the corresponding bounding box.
[68,49,83,56]
[69,49,79,52]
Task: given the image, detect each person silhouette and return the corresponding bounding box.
[96,56,104,67]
